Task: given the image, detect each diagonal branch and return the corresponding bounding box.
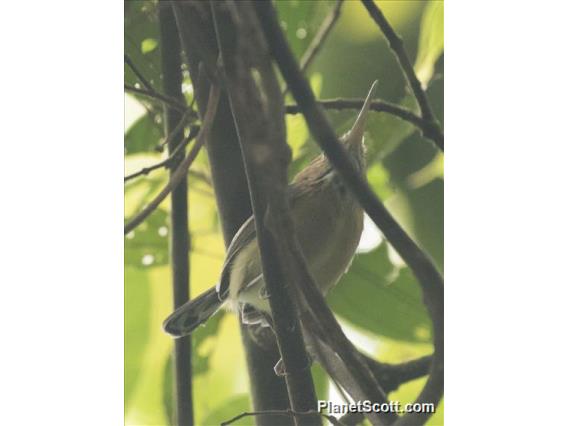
[360,0,443,151]
[124,85,220,235]
[125,83,188,113]
[299,0,343,73]
[124,53,156,92]
[365,354,433,394]
[254,3,443,425]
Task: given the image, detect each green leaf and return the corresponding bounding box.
[192,311,226,376]
[328,243,432,343]
[124,113,163,154]
[141,38,158,54]
[366,94,418,160]
[274,0,322,59]
[414,1,444,89]
[124,266,173,426]
[162,357,174,426]
[125,267,151,408]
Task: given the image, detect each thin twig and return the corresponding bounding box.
[360,0,443,151]
[299,0,343,72]
[124,125,200,182]
[125,83,187,113]
[124,53,155,92]
[221,409,344,426]
[254,3,443,425]
[285,98,443,147]
[124,85,220,235]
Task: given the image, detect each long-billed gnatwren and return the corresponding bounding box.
[164,81,378,337]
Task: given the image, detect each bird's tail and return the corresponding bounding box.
[163,287,223,338]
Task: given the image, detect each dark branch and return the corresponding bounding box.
[124,85,220,235]
[221,410,344,426]
[365,355,433,394]
[360,0,443,151]
[285,98,443,148]
[174,2,294,422]
[124,125,200,182]
[211,2,320,424]
[337,355,433,426]
[254,3,443,425]
[124,83,187,113]
[158,3,193,425]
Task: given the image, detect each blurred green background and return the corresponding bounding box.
[125,1,443,425]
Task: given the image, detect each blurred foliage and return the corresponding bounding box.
[125,0,443,425]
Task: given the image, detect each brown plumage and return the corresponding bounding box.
[164,81,378,337]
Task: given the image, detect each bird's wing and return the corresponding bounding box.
[217,181,320,300]
[217,215,257,299]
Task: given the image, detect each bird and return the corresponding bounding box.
[163,81,378,338]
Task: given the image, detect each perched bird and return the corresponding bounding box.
[163,81,378,337]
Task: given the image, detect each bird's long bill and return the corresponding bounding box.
[347,80,379,145]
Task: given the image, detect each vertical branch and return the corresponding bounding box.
[171,2,293,424]
[158,2,193,425]
[210,2,320,424]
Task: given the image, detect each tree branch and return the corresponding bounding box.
[124,83,188,113]
[158,3,193,424]
[254,3,443,425]
[124,53,156,92]
[360,0,443,151]
[365,354,433,394]
[211,2,320,424]
[174,2,294,423]
[285,98,443,148]
[299,0,343,73]
[124,85,220,235]
[221,410,344,426]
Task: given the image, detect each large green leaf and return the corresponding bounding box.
[125,267,151,408]
[414,1,444,89]
[328,243,432,343]
[124,113,163,154]
[192,311,225,376]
